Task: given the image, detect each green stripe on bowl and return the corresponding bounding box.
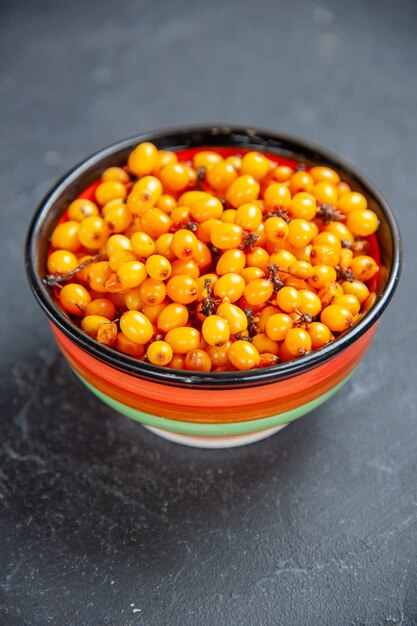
[71,367,353,436]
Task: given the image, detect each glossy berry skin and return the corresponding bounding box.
[47,250,78,275]
[139,278,167,306]
[235,203,263,232]
[216,249,246,276]
[166,275,198,304]
[147,341,173,366]
[84,298,116,320]
[184,349,212,372]
[171,229,199,259]
[284,327,312,356]
[130,231,155,258]
[202,315,231,346]
[217,302,248,334]
[240,151,270,180]
[210,223,244,250]
[59,283,92,316]
[321,305,353,332]
[307,322,332,349]
[165,327,201,354]
[213,273,245,302]
[67,199,99,222]
[51,221,81,252]
[157,303,189,332]
[128,142,158,176]
[226,175,260,208]
[120,310,154,344]
[243,279,274,306]
[78,217,109,250]
[265,313,293,341]
[346,209,378,236]
[145,254,172,280]
[228,340,261,370]
[127,176,163,216]
[95,181,127,206]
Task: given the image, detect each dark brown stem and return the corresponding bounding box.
[42,253,107,288]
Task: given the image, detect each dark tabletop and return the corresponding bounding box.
[1,0,416,624]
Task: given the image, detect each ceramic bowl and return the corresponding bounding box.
[25,125,401,447]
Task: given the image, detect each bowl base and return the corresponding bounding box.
[142,423,288,448]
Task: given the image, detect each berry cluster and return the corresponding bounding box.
[45,143,379,372]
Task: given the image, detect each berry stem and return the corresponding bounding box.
[42,253,107,288]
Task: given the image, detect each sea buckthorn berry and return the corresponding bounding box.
[317,282,343,308]
[346,209,379,237]
[206,342,231,368]
[309,264,337,289]
[271,165,293,182]
[142,302,167,324]
[213,273,245,302]
[120,310,154,344]
[128,142,158,176]
[127,176,163,216]
[228,340,260,370]
[225,155,242,170]
[337,181,351,197]
[221,209,237,223]
[60,283,92,315]
[289,171,314,195]
[217,302,248,334]
[154,150,178,175]
[102,167,130,184]
[289,192,317,221]
[81,315,112,338]
[155,233,175,259]
[324,221,354,244]
[157,303,189,332]
[147,341,173,366]
[338,191,367,214]
[206,160,238,192]
[210,222,244,250]
[350,255,378,282]
[102,201,132,233]
[170,258,200,279]
[246,247,270,273]
[109,249,138,271]
[145,254,172,280]
[140,208,172,238]
[265,313,293,341]
[165,327,201,353]
[117,261,147,289]
[67,199,99,222]
[170,205,191,225]
[95,181,127,206]
[310,166,340,185]
[116,332,145,357]
[78,216,109,250]
[47,250,78,275]
[202,315,230,346]
[298,289,322,316]
[342,279,370,303]
[269,249,297,270]
[287,219,315,248]
[166,274,198,304]
[106,234,132,256]
[216,248,246,276]
[252,333,279,355]
[288,260,314,279]
[130,231,155,258]
[313,181,338,205]
[171,229,199,259]
[241,266,265,283]
[310,244,340,267]
[156,194,177,214]
[275,286,302,313]
[235,202,263,231]
[240,151,271,180]
[190,195,223,222]
[139,278,167,306]
[178,190,210,206]
[88,261,113,292]
[160,162,189,192]
[193,240,212,271]
[256,305,280,332]
[321,304,353,332]
[51,221,81,252]
[307,322,332,349]
[226,175,260,208]
[292,244,312,263]
[334,293,361,315]
[194,218,220,243]
[193,150,223,170]
[124,288,143,310]
[84,298,116,320]
[313,231,342,250]
[264,182,291,209]
[196,273,218,299]
[284,327,312,356]
[243,279,274,306]
[184,349,212,372]
[264,216,289,243]
[339,248,353,269]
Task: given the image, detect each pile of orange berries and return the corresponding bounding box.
[46,142,379,372]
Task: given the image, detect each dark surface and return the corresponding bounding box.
[1,0,416,624]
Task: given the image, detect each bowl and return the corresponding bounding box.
[25,125,401,448]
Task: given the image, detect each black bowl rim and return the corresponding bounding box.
[25,124,402,389]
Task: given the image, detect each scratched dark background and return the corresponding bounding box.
[1,0,416,624]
